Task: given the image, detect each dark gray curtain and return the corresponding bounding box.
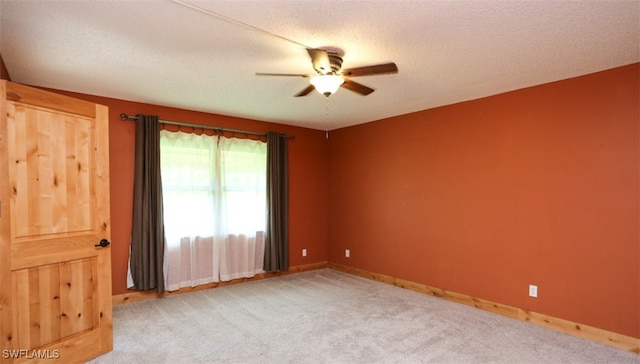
[129,114,165,293]
[264,131,289,271]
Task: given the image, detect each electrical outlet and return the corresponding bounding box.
[529,284,538,298]
[302,249,307,257]
[345,249,350,258]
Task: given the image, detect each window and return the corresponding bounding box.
[160,130,266,289]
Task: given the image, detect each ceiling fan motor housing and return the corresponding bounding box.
[328,53,343,74]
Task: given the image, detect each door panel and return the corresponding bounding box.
[1,81,112,363]
[12,259,98,350]
[8,103,93,239]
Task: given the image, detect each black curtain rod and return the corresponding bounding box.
[120,113,293,139]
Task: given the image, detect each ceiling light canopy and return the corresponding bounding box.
[310,75,344,96]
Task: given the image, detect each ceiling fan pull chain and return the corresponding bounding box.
[325,97,330,139]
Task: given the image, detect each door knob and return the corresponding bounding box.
[95,239,111,248]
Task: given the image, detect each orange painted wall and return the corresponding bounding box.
[328,64,639,338]
[49,90,330,296]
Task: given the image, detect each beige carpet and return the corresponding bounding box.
[88,269,637,363]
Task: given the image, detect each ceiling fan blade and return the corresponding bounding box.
[341,79,375,96]
[294,84,316,97]
[307,48,331,74]
[341,62,398,77]
[256,72,311,77]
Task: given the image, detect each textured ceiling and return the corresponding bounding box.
[1,1,638,130]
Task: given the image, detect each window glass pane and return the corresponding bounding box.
[160,131,266,245]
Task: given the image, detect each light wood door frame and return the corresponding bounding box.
[0,81,112,363]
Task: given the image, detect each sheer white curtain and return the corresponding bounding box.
[160,130,266,291]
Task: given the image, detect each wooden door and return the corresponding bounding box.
[0,81,112,363]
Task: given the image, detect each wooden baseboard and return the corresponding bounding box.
[328,262,639,354]
[112,261,328,306]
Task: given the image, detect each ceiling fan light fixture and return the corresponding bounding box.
[310,75,344,96]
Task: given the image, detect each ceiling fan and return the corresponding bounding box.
[256,47,398,97]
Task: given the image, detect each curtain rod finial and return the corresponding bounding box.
[120,113,139,121]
